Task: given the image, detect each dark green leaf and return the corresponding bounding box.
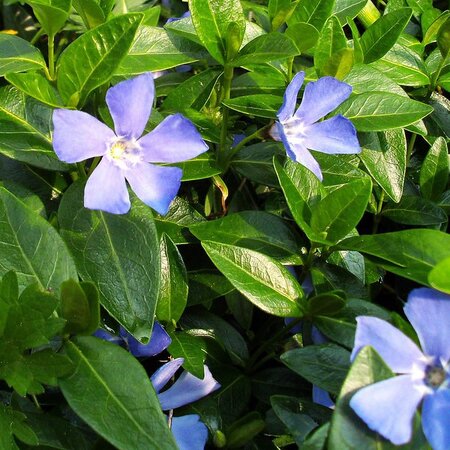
[333,0,367,23]
[285,22,320,53]
[168,331,205,378]
[223,94,281,118]
[288,0,335,31]
[437,16,450,59]
[187,270,234,306]
[428,256,450,294]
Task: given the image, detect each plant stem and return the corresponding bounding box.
[219,65,234,164]
[48,34,56,80]
[429,55,447,95]
[357,0,381,28]
[30,27,45,45]
[406,133,417,161]
[227,123,272,161]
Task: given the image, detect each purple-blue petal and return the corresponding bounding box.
[277,122,323,180]
[124,163,182,215]
[295,77,352,125]
[53,110,114,163]
[157,365,220,410]
[277,72,305,122]
[151,358,184,394]
[84,159,130,214]
[312,385,334,409]
[119,322,171,357]
[171,415,208,450]
[106,72,154,140]
[349,375,424,445]
[138,114,208,163]
[404,288,450,362]
[422,388,450,450]
[303,115,360,155]
[351,316,425,373]
[93,329,123,345]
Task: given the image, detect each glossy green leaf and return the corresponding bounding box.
[0,86,68,170]
[337,229,450,285]
[0,187,76,292]
[333,0,367,23]
[58,182,160,342]
[187,270,234,306]
[5,71,62,107]
[168,331,205,378]
[423,10,450,46]
[361,8,412,63]
[359,129,407,202]
[117,26,208,75]
[72,0,113,29]
[419,137,449,201]
[190,211,302,261]
[223,94,281,118]
[59,337,177,450]
[27,0,71,37]
[269,0,298,30]
[202,242,304,317]
[288,0,335,31]
[334,92,433,131]
[428,256,450,294]
[437,16,450,59]
[281,344,350,395]
[156,234,188,323]
[310,178,372,244]
[189,0,245,64]
[285,22,320,53]
[231,32,298,67]
[0,34,46,76]
[57,14,142,106]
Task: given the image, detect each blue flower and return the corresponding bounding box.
[53,72,208,215]
[271,72,360,181]
[350,288,450,449]
[151,358,221,450]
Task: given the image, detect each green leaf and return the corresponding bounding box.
[117,26,208,75]
[57,14,142,106]
[333,0,367,23]
[382,195,447,226]
[5,71,62,107]
[0,34,46,76]
[437,16,450,59]
[0,404,38,449]
[422,10,450,46]
[190,211,302,261]
[27,0,71,37]
[223,94,281,118]
[59,337,177,450]
[0,86,68,171]
[0,187,77,292]
[428,256,450,294]
[72,0,112,29]
[168,331,205,378]
[189,0,245,64]
[371,43,430,87]
[359,129,407,202]
[336,229,450,285]
[156,234,188,323]
[162,68,222,112]
[269,0,298,30]
[231,32,298,67]
[360,8,412,63]
[310,178,372,244]
[288,0,335,32]
[419,137,449,201]
[285,22,320,53]
[202,242,304,317]
[334,91,433,131]
[281,344,350,395]
[172,153,221,181]
[58,181,160,342]
[187,270,234,306]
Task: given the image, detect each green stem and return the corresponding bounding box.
[219,65,234,163]
[76,162,87,179]
[227,124,271,161]
[30,27,45,45]
[31,394,41,410]
[429,55,447,95]
[287,57,294,82]
[357,0,381,28]
[87,157,101,177]
[48,34,56,80]
[372,190,385,234]
[406,133,417,161]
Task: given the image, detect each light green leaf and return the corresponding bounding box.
[223,94,281,118]
[168,331,205,378]
[428,256,450,294]
[27,0,71,37]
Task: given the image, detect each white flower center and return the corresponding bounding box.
[280,117,308,145]
[107,137,142,170]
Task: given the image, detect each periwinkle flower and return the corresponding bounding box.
[271,72,360,181]
[350,288,450,450]
[53,72,208,215]
[151,358,221,450]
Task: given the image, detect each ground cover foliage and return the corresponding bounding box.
[0,0,449,448]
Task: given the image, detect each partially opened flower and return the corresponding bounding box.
[53,72,208,215]
[350,288,450,450]
[151,358,221,450]
[271,72,360,181]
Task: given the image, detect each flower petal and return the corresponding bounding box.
[422,388,450,450]
[84,159,130,214]
[277,71,305,122]
[93,329,123,345]
[351,316,426,373]
[277,123,323,180]
[303,115,360,154]
[295,77,352,124]
[404,288,450,362]
[125,163,182,215]
[52,109,114,163]
[157,365,220,410]
[349,375,424,445]
[312,385,334,409]
[138,114,208,163]
[119,322,171,357]
[106,72,155,140]
[151,358,184,394]
[171,415,208,450]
